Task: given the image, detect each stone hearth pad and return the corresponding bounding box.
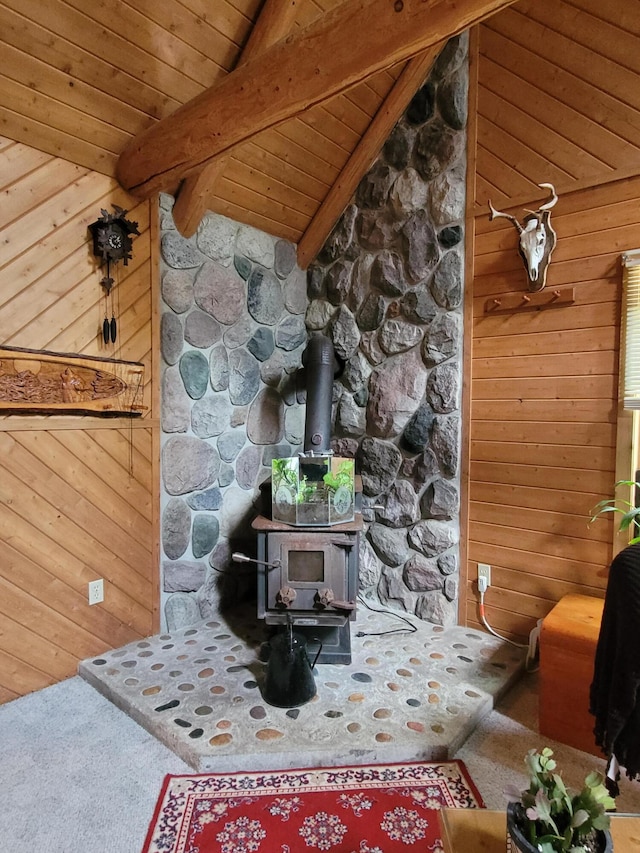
[78,603,524,772]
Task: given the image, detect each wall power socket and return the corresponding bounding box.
[88,579,104,605]
[477,563,491,589]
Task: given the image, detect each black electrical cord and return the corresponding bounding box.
[355,593,418,637]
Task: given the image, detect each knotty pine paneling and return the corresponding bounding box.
[0,136,157,702]
[475,0,640,213]
[0,0,404,244]
[469,0,640,646]
[467,164,640,642]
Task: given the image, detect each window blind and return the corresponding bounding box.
[623,250,640,409]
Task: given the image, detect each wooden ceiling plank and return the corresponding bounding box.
[360,71,400,104]
[4,0,206,105]
[258,129,335,186]
[63,0,229,85]
[0,75,129,154]
[492,8,640,123]
[240,140,329,201]
[297,46,444,269]
[482,24,640,162]
[226,157,319,217]
[124,0,240,73]
[0,5,179,122]
[226,0,264,20]
[0,106,116,177]
[345,75,393,117]
[321,93,373,136]
[217,173,310,232]
[0,31,150,135]
[180,0,258,46]
[117,0,517,198]
[297,108,357,156]
[206,197,302,243]
[172,0,299,237]
[563,0,640,42]
[478,54,618,178]
[477,88,582,185]
[521,0,640,78]
[277,118,347,169]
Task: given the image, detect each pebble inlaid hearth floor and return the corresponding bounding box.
[78,603,525,772]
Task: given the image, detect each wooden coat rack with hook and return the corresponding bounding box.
[483,287,575,314]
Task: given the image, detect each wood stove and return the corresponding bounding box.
[238,333,362,665]
[252,510,362,664]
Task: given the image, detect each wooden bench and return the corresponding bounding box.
[539,593,604,756]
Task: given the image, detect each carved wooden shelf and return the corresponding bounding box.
[0,346,145,416]
[483,286,575,314]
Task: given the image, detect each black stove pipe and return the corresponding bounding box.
[302,333,337,454]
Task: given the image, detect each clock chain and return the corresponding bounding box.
[102,258,112,345]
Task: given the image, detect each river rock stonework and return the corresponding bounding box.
[307,34,468,627]
[159,34,467,631]
[159,202,308,627]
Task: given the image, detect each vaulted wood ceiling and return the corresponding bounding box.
[0,0,513,268]
[1,0,639,267]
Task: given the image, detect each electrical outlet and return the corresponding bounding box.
[477,563,491,588]
[88,579,104,605]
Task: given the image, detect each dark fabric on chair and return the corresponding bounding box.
[590,542,640,785]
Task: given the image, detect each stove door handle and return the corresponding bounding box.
[232,552,281,570]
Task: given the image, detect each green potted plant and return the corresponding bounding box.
[589,479,640,544]
[505,748,615,852]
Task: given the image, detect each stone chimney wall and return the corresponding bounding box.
[159,210,308,628]
[306,33,468,626]
[159,33,468,630]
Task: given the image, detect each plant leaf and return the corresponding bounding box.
[504,784,523,803]
[570,809,589,828]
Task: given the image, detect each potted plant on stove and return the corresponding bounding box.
[505,747,615,852]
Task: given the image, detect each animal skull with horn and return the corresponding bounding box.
[488,183,558,292]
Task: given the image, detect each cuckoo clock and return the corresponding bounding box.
[89,205,139,344]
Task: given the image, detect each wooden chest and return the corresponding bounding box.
[539,594,604,756]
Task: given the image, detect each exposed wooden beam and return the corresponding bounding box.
[296,46,442,269]
[117,0,517,200]
[238,0,299,60]
[172,0,299,238]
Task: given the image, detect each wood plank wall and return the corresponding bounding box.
[0,0,402,244]
[466,0,640,641]
[0,135,156,703]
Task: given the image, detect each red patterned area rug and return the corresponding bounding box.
[141,760,483,853]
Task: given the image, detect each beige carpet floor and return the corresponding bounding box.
[457,669,640,814]
[1,669,638,851]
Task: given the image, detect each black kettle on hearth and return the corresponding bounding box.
[262,617,323,708]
